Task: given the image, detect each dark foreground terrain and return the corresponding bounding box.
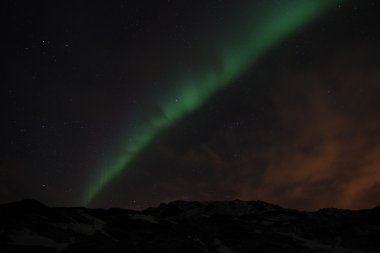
[1,199,380,252]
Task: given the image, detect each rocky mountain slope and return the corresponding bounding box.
[1,199,380,252]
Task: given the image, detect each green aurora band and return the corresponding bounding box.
[83,0,340,206]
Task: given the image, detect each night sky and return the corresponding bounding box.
[3,0,380,210]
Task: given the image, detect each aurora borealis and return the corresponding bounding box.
[4,0,380,210]
[83,0,339,206]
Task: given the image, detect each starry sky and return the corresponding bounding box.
[3,0,380,210]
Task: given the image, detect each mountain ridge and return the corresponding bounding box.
[1,199,380,252]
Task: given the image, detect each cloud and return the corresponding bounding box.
[124,41,380,211]
[232,44,380,210]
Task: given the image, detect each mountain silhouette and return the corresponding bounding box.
[1,199,380,252]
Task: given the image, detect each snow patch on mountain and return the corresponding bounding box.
[9,228,68,252]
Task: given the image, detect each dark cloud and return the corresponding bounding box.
[148,43,380,210]
[247,44,380,210]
